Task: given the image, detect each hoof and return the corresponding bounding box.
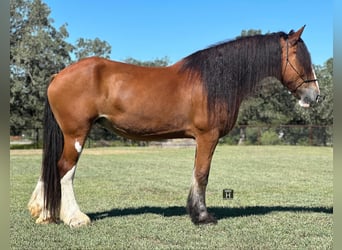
[29,201,58,224]
[63,212,91,228]
[187,204,217,225]
[69,216,91,228]
[28,203,42,218]
[188,209,218,225]
[195,213,218,225]
[35,216,57,225]
[186,202,217,225]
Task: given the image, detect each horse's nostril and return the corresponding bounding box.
[304,96,311,103]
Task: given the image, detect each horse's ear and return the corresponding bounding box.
[288,25,306,46]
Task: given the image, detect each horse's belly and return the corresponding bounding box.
[95,114,192,140]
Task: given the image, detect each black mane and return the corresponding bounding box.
[180,32,312,124]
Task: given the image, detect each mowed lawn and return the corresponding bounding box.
[10,146,333,249]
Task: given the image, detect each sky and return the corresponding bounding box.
[44,0,333,66]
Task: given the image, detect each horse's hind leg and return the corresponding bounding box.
[187,131,219,224]
[28,131,91,227]
[58,134,91,227]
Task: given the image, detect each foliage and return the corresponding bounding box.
[260,130,282,145]
[238,77,295,126]
[10,146,333,249]
[236,29,262,38]
[10,0,72,135]
[73,37,111,60]
[124,56,170,67]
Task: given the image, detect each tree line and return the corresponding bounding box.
[10,0,333,146]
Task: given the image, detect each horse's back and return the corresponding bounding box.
[49,57,187,99]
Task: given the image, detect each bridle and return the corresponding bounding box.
[284,39,318,94]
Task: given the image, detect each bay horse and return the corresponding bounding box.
[28,26,320,227]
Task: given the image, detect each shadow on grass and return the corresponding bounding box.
[87,205,333,221]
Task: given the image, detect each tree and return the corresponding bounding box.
[73,37,111,61]
[10,0,72,135]
[123,56,170,67]
[237,29,262,38]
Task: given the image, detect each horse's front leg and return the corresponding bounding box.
[187,131,219,224]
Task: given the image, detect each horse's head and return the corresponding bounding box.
[281,26,321,108]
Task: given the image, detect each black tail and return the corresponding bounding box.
[41,96,64,222]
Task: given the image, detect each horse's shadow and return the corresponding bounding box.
[87,205,332,222]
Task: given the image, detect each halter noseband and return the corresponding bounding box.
[284,39,317,93]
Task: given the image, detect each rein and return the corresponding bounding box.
[284,39,317,94]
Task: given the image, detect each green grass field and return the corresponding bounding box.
[10,146,333,249]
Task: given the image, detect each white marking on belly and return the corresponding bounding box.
[74,140,82,153]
